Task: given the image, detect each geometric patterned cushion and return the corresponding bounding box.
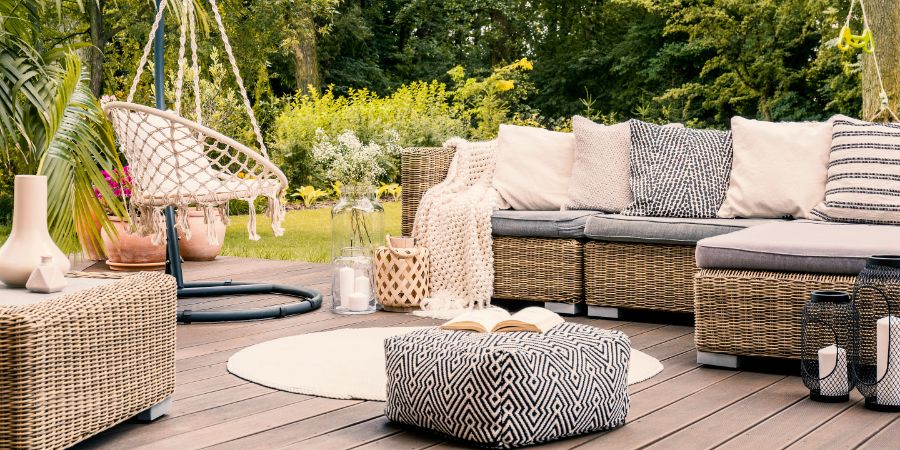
[384,323,630,448]
[623,119,733,218]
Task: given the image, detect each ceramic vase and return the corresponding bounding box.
[0,175,71,287]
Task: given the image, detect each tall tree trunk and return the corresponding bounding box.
[289,15,320,94]
[861,0,900,121]
[87,0,105,97]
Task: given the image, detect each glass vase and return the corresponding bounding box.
[332,247,376,315]
[331,184,384,259]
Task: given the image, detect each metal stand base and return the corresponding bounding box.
[587,306,622,319]
[136,396,171,422]
[544,302,587,316]
[697,351,742,369]
[163,206,322,323]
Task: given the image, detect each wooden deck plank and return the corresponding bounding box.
[72,257,879,449]
[786,401,900,449]
[208,401,388,450]
[716,395,861,449]
[133,397,361,449]
[646,377,806,449]
[279,417,404,450]
[576,372,784,448]
[858,415,900,449]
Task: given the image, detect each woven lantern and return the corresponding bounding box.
[801,291,857,402]
[374,243,430,312]
[852,255,900,412]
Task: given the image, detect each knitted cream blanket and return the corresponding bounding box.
[412,138,503,318]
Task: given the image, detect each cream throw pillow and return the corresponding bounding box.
[566,116,632,212]
[717,117,832,219]
[493,124,575,210]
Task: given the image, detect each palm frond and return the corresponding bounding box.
[37,53,125,253]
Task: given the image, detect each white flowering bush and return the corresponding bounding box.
[312,129,401,188]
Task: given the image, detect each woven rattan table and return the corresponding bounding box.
[0,271,176,449]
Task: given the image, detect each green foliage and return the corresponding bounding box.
[292,185,330,207]
[274,81,465,187]
[376,183,401,200]
[447,58,537,140]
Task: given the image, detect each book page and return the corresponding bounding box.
[493,307,564,333]
[440,308,511,332]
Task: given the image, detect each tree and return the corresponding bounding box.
[861,0,899,121]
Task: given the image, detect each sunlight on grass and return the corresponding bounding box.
[222,201,401,262]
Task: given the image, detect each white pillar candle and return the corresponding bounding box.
[338,267,355,305]
[876,315,900,406]
[354,275,370,298]
[818,344,848,397]
[348,293,368,312]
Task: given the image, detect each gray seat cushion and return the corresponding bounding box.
[695,221,900,275]
[584,214,774,245]
[491,210,595,238]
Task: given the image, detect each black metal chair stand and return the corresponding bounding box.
[164,207,322,323]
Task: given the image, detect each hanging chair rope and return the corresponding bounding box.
[840,0,899,122]
[207,0,268,156]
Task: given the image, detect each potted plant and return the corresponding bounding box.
[96,167,166,271]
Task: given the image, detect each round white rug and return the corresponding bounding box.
[227,327,664,401]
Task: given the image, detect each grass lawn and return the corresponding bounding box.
[222,201,401,262]
[0,204,397,263]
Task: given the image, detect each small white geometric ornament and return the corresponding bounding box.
[26,255,67,293]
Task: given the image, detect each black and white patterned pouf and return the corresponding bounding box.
[384,322,630,448]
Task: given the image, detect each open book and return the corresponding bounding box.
[440,307,565,333]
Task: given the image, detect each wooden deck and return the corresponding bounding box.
[75,257,899,450]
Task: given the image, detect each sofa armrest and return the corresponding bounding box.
[401,146,456,235]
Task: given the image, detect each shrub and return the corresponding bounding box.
[274,81,466,188]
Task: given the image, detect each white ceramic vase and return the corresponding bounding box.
[0,175,71,287]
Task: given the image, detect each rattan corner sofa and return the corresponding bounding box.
[402,147,900,367]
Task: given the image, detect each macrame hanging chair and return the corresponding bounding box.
[102,0,321,323]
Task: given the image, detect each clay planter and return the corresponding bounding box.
[178,209,226,261]
[101,216,166,271]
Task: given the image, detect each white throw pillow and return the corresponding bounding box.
[566,116,632,212]
[717,117,833,219]
[493,124,575,211]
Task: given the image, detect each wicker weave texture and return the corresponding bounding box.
[694,269,856,359]
[585,241,696,312]
[400,147,455,236]
[493,236,583,304]
[375,246,430,312]
[0,272,177,449]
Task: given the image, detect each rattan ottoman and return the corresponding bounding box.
[385,324,630,448]
[0,272,177,449]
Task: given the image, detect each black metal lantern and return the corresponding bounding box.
[801,291,857,402]
[852,255,900,412]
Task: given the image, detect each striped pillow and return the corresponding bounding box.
[811,118,900,224]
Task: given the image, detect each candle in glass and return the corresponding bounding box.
[338,267,355,307]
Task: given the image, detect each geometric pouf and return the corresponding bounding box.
[384,323,630,448]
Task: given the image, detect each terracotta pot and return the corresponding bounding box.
[101,216,166,271]
[178,209,226,261]
[0,175,71,286]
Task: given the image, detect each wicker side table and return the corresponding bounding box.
[0,271,177,449]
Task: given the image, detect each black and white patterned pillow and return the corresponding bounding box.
[623,120,733,218]
[810,118,900,224]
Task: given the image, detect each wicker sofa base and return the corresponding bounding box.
[585,241,696,313]
[694,269,856,360]
[493,236,583,304]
